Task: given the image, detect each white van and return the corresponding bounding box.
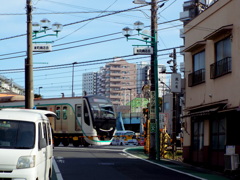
[111,130,138,146]
[0,108,56,180]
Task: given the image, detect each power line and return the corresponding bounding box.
[1,48,182,74]
[0,20,182,60]
[0,3,148,42]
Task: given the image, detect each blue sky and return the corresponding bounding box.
[0,0,184,98]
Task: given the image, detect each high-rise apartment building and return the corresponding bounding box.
[82,72,98,95]
[82,58,167,106]
[98,58,137,106]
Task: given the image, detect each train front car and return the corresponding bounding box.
[83,95,116,145]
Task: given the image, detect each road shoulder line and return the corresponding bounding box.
[123,148,206,180]
[53,157,64,180]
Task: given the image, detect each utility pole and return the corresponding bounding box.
[172,48,177,159]
[149,0,160,160]
[25,0,34,109]
[72,62,77,97]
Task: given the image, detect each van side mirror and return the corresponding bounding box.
[39,138,47,149]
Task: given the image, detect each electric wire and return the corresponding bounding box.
[1,47,182,73]
[0,20,182,60]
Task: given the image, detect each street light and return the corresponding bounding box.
[122,3,160,160]
[32,18,63,40]
[25,0,63,109]
[72,62,77,97]
[122,22,152,44]
[123,0,164,161]
[38,86,43,96]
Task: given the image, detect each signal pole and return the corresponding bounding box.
[25,0,34,109]
[172,48,177,159]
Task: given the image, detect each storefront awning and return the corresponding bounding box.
[181,100,228,118]
[181,107,219,118]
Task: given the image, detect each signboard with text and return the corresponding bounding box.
[171,73,181,93]
[150,91,156,119]
[133,47,153,55]
[32,43,52,52]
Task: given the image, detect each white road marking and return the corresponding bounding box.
[55,146,123,152]
[53,157,64,180]
[123,148,207,180]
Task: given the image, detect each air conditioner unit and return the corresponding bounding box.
[224,154,239,171]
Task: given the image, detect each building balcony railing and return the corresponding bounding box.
[188,68,205,87]
[110,79,121,82]
[210,57,232,79]
[110,84,121,88]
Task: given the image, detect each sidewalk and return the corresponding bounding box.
[125,147,235,180]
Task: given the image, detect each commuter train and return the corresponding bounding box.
[0,95,116,147]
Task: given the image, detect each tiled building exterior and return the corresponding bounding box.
[182,0,240,170]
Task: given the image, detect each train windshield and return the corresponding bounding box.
[87,96,115,120]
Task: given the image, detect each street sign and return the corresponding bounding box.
[171,73,181,93]
[32,43,52,52]
[150,91,156,119]
[150,123,156,133]
[133,47,153,55]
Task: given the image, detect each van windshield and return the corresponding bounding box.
[0,120,35,149]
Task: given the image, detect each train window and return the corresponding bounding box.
[63,106,68,120]
[76,105,82,117]
[37,107,48,110]
[83,101,90,126]
[56,107,61,120]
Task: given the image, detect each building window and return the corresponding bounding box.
[192,120,204,150]
[188,51,205,87]
[211,117,226,150]
[193,51,205,72]
[210,37,232,79]
[216,37,231,62]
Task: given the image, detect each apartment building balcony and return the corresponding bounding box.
[110,68,122,72]
[180,11,191,21]
[110,90,121,94]
[180,28,185,38]
[110,98,121,102]
[110,78,121,82]
[110,83,121,88]
[110,94,121,99]
[210,57,232,79]
[188,69,205,87]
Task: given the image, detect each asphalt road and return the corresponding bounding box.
[53,145,200,180]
